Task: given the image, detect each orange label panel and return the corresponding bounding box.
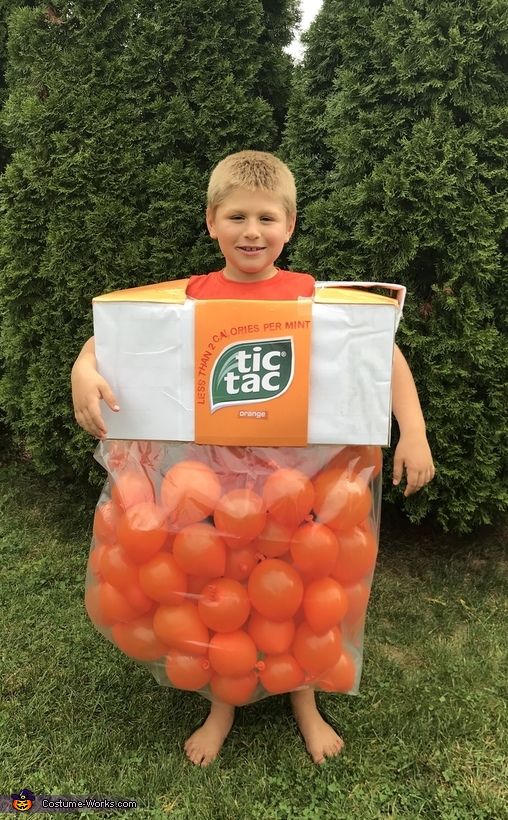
[195,300,312,446]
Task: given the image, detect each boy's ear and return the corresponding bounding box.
[285,212,297,242]
[206,207,217,239]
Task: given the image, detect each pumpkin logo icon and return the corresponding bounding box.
[11,789,35,812]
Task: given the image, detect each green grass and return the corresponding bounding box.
[1,463,506,819]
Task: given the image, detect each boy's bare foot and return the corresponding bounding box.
[290,688,344,764]
[184,700,235,766]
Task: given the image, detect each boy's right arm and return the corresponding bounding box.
[71,336,119,438]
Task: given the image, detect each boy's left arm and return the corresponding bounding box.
[391,344,435,496]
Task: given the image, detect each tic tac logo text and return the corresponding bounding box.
[210,338,294,412]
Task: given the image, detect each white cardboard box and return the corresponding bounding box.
[93,280,405,446]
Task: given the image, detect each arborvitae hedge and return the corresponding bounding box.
[1,1,38,170]
[1,1,506,533]
[0,1,295,481]
[284,0,507,532]
[0,1,38,456]
[257,0,299,136]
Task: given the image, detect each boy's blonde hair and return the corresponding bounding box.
[207,150,296,215]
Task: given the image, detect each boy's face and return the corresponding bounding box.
[206,188,296,283]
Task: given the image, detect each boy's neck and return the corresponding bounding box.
[221,265,279,283]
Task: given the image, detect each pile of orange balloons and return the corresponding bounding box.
[85,443,382,704]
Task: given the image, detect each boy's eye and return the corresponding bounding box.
[227,214,277,223]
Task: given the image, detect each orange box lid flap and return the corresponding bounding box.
[314,281,405,310]
[93,278,189,304]
[93,278,406,312]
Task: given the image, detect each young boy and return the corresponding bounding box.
[72,150,435,766]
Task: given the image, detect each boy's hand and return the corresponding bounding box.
[392,431,435,496]
[71,364,119,439]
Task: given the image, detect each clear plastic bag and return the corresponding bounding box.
[85,440,382,705]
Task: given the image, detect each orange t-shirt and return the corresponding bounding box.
[186,268,315,300]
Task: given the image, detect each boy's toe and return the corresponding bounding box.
[187,747,204,766]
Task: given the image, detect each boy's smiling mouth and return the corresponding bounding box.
[237,246,266,252]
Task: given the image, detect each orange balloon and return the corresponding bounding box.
[224,545,258,581]
[292,622,343,675]
[248,558,304,621]
[110,468,155,511]
[259,653,304,694]
[153,601,209,655]
[98,581,140,625]
[89,541,108,579]
[186,575,210,597]
[214,488,266,549]
[99,542,138,589]
[160,460,221,527]
[208,630,258,677]
[325,445,382,481]
[165,650,212,691]
[313,469,372,531]
[138,552,188,605]
[263,468,314,528]
[98,547,155,616]
[160,531,177,552]
[248,612,295,654]
[332,522,378,584]
[198,578,251,632]
[303,577,348,634]
[173,522,226,577]
[112,615,168,661]
[290,522,339,577]
[210,671,258,705]
[123,582,156,616]
[116,502,168,564]
[85,583,106,627]
[287,558,317,588]
[316,650,356,693]
[344,580,371,623]
[94,500,121,543]
[252,516,294,558]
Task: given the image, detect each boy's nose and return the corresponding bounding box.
[243,220,261,239]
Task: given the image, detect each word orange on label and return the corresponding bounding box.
[194,300,312,446]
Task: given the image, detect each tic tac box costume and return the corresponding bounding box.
[85,278,405,703]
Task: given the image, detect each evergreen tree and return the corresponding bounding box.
[1,1,39,170]
[258,0,300,136]
[0,1,39,457]
[284,0,507,532]
[0,0,294,480]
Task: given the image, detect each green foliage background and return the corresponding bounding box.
[0,0,297,478]
[0,0,506,532]
[283,0,507,532]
